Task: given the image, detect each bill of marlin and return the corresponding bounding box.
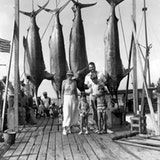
[20,0,54,101]
[39,0,71,99]
[69,0,96,92]
[104,0,131,99]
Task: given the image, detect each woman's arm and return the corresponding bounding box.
[61,80,65,104]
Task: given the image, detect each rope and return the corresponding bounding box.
[41,13,54,40]
[137,14,144,40]
[40,0,62,40]
[118,6,128,60]
[32,0,34,11]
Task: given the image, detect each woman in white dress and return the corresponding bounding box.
[61,70,79,135]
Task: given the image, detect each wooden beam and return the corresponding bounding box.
[132,0,138,115]
[1,41,14,131]
[141,0,150,118]
[157,94,160,135]
[14,0,19,132]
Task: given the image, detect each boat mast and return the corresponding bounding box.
[14,0,20,131]
[143,0,151,86]
[132,0,138,115]
[141,0,151,117]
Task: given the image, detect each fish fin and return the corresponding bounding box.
[106,0,124,6]
[71,0,97,9]
[74,66,89,79]
[23,37,33,83]
[19,10,32,17]
[23,37,27,49]
[122,67,133,78]
[44,71,55,80]
[52,82,61,99]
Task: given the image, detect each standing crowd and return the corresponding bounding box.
[61,62,109,135]
[0,62,110,134]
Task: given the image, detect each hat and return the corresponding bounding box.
[66,70,74,76]
[43,91,47,95]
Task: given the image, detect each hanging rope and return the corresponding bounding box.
[32,0,34,11]
[41,0,62,40]
[56,0,61,8]
[137,14,144,40]
[41,13,54,40]
[118,6,128,60]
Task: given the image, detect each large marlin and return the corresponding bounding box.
[69,0,96,92]
[104,0,131,98]
[20,0,54,100]
[39,1,70,99]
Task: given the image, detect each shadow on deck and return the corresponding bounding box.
[0,117,160,160]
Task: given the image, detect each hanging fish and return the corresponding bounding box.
[39,0,71,99]
[69,0,96,92]
[104,0,131,98]
[20,0,54,100]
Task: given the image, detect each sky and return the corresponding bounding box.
[0,0,160,98]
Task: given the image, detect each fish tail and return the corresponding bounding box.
[106,0,124,6]
[71,0,96,9]
[38,0,71,14]
[20,0,49,17]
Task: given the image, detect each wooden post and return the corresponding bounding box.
[14,0,20,132]
[157,94,160,135]
[141,0,150,118]
[132,20,159,135]
[132,0,138,115]
[1,42,14,131]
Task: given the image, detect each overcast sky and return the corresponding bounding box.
[0,0,160,98]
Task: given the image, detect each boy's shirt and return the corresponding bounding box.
[78,100,90,115]
[97,94,107,110]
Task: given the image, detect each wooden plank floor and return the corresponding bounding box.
[0,117,160,160]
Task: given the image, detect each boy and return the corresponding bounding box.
[96,84,108,134]
[38,100,45,117]
[78,92,90,134]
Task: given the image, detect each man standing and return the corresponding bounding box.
[42,92,51,117]
[85,62,107,131]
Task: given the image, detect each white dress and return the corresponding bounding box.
[62,79,78,128]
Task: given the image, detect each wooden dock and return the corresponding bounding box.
[0,117,160,160]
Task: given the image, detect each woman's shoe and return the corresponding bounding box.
[63,129,67,135]
[85,130,89,135]
[68,129,71,134]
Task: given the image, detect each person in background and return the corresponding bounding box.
[78,92,90,135]
[85,62,107,132]
[52,102,59,118]
[96,84,108,134]
[42,92,51,117]
[49,102,54,118]
[38,98,45,117]
[61,70,79,135]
